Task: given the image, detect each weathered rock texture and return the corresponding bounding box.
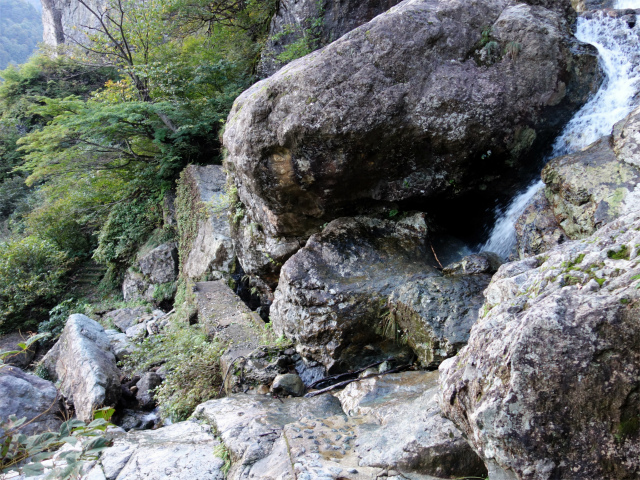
[271,214,435,373]
[122,242,178,304]
[259,0,403,77]
[225,0,600,247]
[42,0,105,47]
[177,165,236,281]
[440,210,640,479]
[43,314,121,422]
[517,106,640,257]
[193,394,343,479]
[389,254,495,367]
[0,366,62,435]
[91,421,225,480]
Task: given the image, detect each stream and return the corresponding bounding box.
[481,0,640,259]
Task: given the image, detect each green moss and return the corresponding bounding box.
[607,245,630,260]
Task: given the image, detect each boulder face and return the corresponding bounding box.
[439,210,640,479]
[177,165,237,282]
[271,214,436,373]
[542,135,640,238]
[43,314,121,422]
[515,188,568,258]
[0,366,62,436]
[122,242,178,304]
[224,0,600,241]
[0,333,36,369]
[389,253,497,367]
[259,0,403,77]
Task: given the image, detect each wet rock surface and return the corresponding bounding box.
[42,314,121,422]
[0,366,62,436]
[224,0,600,242]
[542,135,640,238]
[440,210,640,479]
[271,215,435,373]
[515,188,568,258]
[388,270,492,367]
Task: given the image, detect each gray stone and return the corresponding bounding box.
[259,0,403,77]
[138,242,178,285]
[442,252,503,276]
[42,0,106,47]
[136,372,162,409]
[104,307,149,333]
[192,393,343,478]
[388,273,492,367]
[105,329,133,362]
[178,165,236,281]
[96,421,224,480]
[439,209,640,479]
[271,214,435,373]
[0,366,62,436]
[124,322,147,340]
[615,105,640,168]
[42,314,121,422]
[271,373,305,397]
[515,188,568,259]
[0,332,36,369]
[224,0,599,243]
[542,135,640,238]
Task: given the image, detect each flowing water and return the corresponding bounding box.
[480,1,640,258]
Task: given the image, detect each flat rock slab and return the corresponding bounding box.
[195,281,270,393]
[193,393,343,477]
[93,421,225,480]
[0,366,62,436]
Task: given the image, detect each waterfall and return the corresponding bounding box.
[480,3,640,259]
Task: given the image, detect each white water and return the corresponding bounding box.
[481,4,640,258]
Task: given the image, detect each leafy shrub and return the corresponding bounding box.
[0,236,70,333]
[38,299,90,341]
[93,196,162,269]
[123,322,226,421]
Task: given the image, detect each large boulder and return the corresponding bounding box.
[259,0,403,77]
[177,165,237,282]
[224,0,600,245]
[0,366,62,435]
[271,214,436,373]
[42,314,121,422]
[122,242,178,304]
[388,253,498,367]
[439,210,640,479]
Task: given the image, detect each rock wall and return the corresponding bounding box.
[41,0,105,47]
[259,0,403,77]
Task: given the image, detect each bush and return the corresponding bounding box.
[123,322,225,421]
[38,298,90,341]
[0,236,70,333]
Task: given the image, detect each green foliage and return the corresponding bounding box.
[0,332,48,368]
[607,245,630,260]
[0,0,42,70]
[93,196,162,269]
[214,443,231,476]
[273,1,324,63]
[0,408,114,479]
[122,322,226,421]
[39,299,90,341]
[0,236,70,333]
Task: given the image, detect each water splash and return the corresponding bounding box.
[480,6,640,259]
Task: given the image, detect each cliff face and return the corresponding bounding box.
[41,0,104,47]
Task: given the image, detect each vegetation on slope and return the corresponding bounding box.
[0,0,42,70]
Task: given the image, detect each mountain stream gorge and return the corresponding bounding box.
[5,0,640,479]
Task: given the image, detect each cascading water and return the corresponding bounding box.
[480,1,640,259]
